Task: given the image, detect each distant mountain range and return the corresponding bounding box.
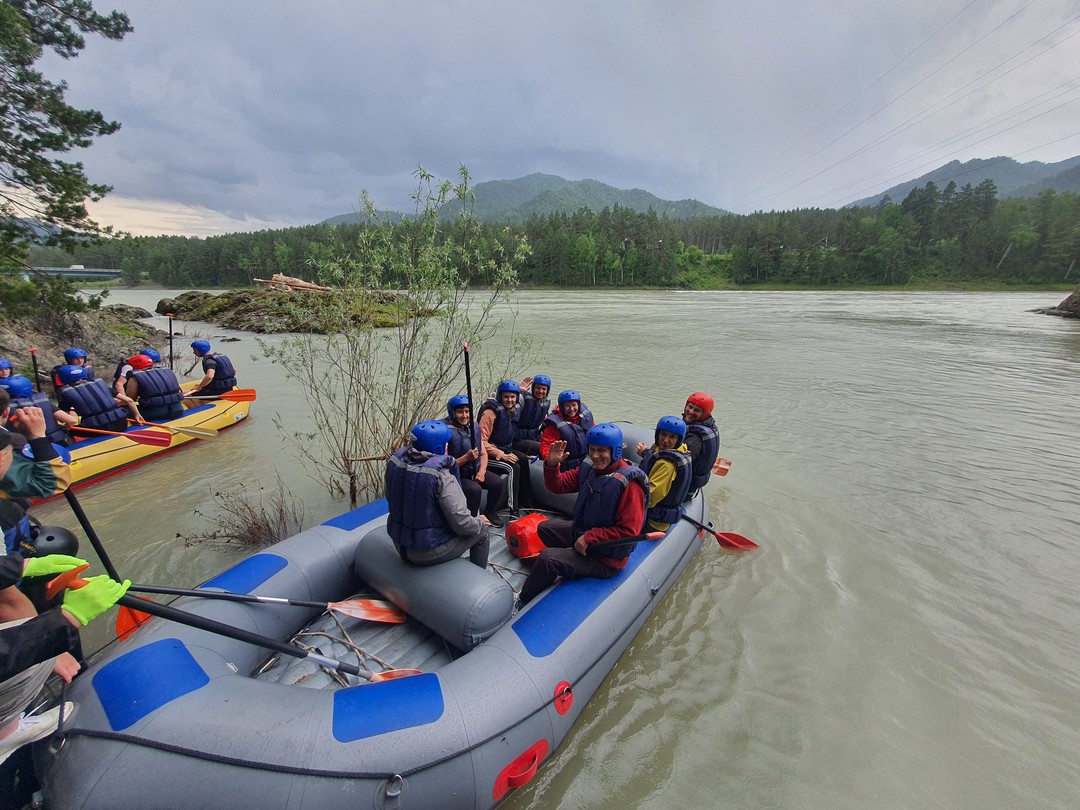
[321,173,729,226]
[848,155,1080,208]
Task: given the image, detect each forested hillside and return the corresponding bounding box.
[31,182,1080,289]
[324,173,729,225]
[850,156,1080,208]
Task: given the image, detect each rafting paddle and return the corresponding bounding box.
[680,514,758,550]
[126,584,406,623]
[184,388,257,402]
[128,419,219,439]
[68,425,173,447]
[51,575,416,681]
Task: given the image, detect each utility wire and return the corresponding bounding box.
[750,16,1080,208]
[734,0,981,185]
[734,0,1042,207]
[807,77,1080,205]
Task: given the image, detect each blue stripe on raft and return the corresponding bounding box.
[200,554,288,592]
[332,673,444,741]
[322,499,389,531]
[512,539,663,658]
[92,639,210,731]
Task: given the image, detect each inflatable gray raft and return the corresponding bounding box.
[40,423,713,809]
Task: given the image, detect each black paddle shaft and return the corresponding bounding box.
[463,342,477,451]
[119,594,369,677]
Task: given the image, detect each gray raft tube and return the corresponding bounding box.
[42,424,710,809]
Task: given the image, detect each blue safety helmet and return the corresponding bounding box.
[531,374,551,394]
[411,420,451,454]
[140,348,161,363]
[56,365,87,386]
[191,339,211,356]
[63,347,87,363]
[447,394,471,421]
[655,415,687,444]
[558,389,581,407]
[0,375,34,398]
[496,380,520,398]
[0,358,12,371]
[586,423,624,462]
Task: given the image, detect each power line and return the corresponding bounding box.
[734,0,1044,208]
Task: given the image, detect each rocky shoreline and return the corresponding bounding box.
[1030,286,1080,318]
[0,304,170,387]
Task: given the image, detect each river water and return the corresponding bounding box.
[32,289,1080,809]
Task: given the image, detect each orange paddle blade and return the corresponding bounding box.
[712,457,732,476]
[369,668,424,682]
[44,563,91,601]
[69,426,172,446]
[185,389,256,402]
[116,595,155,640]
[328,599,407,623]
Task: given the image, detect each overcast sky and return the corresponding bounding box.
[45,0,1080,236]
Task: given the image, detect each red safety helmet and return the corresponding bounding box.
[686,392,714,418]
[128,354,153,371]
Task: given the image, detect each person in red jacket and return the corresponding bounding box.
[517,423,648,606]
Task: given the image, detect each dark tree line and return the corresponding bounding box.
[32,182,1080,289]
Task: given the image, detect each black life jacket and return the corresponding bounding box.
[686,418,720,491]
[131,367,184,409]
[571,459,649,560]
[7,391,68,445]
[57,379,130,430]
[640,447,693,527]
[543,405,596,470]
[385,448,460,551]
[203,353,237,392]
[477,398,519,450]
[515,391,550,441]
[444,418,483,478]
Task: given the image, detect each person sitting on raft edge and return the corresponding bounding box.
[385,420,491,569]
[517,423,649,606]
[511,374,551,457]
[188,340,238,397]
[539,389,595,471]
[444,395,508,529]
[478,380,532,511]
[682,391,720,499]
[635,416,693,532]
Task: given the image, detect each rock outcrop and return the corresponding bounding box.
[1031,286,1080,318]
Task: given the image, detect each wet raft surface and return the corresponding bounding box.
[254,520,536,689]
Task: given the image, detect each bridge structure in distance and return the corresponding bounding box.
[25,265,121,280]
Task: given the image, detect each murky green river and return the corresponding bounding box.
[31,288,1080,809]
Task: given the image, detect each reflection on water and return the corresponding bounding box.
[38,288,1080,809]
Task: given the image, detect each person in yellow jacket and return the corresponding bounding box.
[635,416,694,532]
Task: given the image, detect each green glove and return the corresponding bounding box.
[22,554,89,578]
[62,575,131,626]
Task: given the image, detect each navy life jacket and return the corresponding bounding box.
[203,353,237,393]
[7,391,68,445]
[572,459,649,560]
[131,367,184,412]
[477,398,519,450]
[686,418,720,491]
[52,363,96,390]
[640,447,693,527]
[444,417,483,478]
[385,448,461,551]
[514,391,550,441]
[57,379,130,430]
[543,405,596,470]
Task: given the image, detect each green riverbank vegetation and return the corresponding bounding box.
[25,181,1080,292]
